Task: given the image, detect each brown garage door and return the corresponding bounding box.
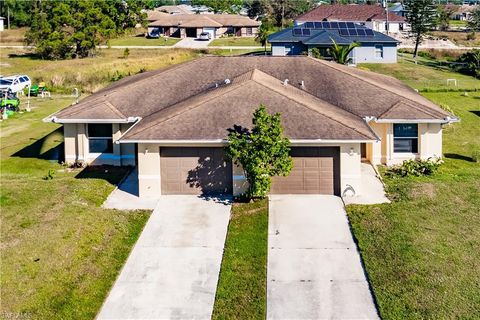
[160,147,232,195]
[271,147,340,195]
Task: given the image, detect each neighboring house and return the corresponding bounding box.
[389,3,406,17]
[156,4,213,15]
[45,57,456,198]
[0,17,4,32]
[296,4,407,33]
[448,4,479,21]
[268,22,398,63]
[147,14,260,39]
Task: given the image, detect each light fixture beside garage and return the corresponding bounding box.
[349,147,355,156]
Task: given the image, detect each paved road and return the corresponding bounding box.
[267,195,378,319]
[97,196,232,319]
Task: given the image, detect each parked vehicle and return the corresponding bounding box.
[147,28,161,38]
[198,32,211,41]
[0,91,20,112]
[29,82,47,96]
[0,75,32,93]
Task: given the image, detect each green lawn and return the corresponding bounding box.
[212,199,268,320]
[0,96,151,319]
[360,53,480,92]
[209,37,265,47]
[347,93,480,318]
[108,36,180,46]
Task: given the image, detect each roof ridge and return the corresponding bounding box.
[126,72,255,138]
[307,57,447,117]
[249,69,374,139]
[379,100,444,119]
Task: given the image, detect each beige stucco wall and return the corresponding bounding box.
[63,123,136,166]
[137,143,161,197]
[368,122,443,166]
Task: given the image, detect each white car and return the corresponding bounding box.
[198,32,212,41]
[0,75,32,93]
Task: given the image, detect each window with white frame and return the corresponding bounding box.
[375,45,384,59]
[246,27,253,35]
[87,124,113,153]
[393,124,418,153]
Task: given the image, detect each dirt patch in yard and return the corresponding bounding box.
[411,183,436,199]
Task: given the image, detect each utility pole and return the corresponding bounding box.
[281,0,285,29]
[384,0,389,35]
[7,5,10,30]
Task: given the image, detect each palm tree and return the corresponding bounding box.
[327,39,360,65]
[255,25,274,55]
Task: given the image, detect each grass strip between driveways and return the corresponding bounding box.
[212,199,268,320]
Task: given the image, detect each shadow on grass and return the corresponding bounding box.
[8,52,42,60]
[12,127,64,162]
[471,110,480,117]
[444,153,474,162]
[75,165,132,185]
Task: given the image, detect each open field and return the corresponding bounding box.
[347,92,480,317]
[0,48,198,93]
[209,36,265,47]
[0,27,27,45]
[212,199,268,319]
[430,30,480,47]
[0,96,151,319]
[108,36,180,46]
[360,53,480,92]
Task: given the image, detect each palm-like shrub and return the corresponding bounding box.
[328,39,360,65]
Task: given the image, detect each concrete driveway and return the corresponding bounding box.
[97,196,231,319]
[267,195,378,319]
[173,37,212,48]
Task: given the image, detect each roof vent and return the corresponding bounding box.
[300,80,305,89]
[283,79,289,86]
[224,78,231,85]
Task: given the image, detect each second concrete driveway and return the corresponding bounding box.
[267,195,378,319]
[97,196,231,320]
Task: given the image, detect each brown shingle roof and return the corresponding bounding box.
[148,13,260,28]
[296,4,405,23]
[122,69,377,141]
[52,56,453,141]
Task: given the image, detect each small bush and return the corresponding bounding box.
[466,32,476,41]
[472,150,480,163]
[43,169,56,180]
[385,158,443,178]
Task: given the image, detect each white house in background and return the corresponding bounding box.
[0,17,5,32]
[296,4,408,33]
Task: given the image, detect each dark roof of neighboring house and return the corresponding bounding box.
[268,23,398,45]
[52,56,452,141]
[148,13,260,28]
[296,4,405,23]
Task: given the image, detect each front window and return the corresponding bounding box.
[375,45,384,59]
[394,124,418,153]
[246,27,253,35]
[88,124,113,153]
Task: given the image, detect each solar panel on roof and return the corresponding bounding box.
[322,22,330,28]
[346,22,355,28]
[365,29,374,36]
[292,28,302,36]
[357,29,366,36]
[305,22,314,28]
[348,29,358,36]
[339,28,349,36]
[330,22,339,29]
[302,28,311,36]
[314,22,322,29]
[338,22,347,28]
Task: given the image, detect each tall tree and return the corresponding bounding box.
[0,0,35,28]
[270,0,315,27]
[404,0,438,58]
[25,0,146,59]
[437,5,454,31]
[467,7,480,32]
[226,105,292,199]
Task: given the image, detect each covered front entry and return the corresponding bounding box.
[271,147,340,195]
[160,147,232,195]
[185,27,197,38]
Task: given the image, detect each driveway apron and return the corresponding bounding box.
[97,195,231,320]
[267,195,378,319]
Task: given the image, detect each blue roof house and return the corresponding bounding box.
[268,22,399,64]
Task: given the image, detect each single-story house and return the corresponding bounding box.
[0,17,4,32]
[296,4,407,33]
[46,57,456,198]
[147,13,260,39]
[268,22,399,63]
[447,4,479,21]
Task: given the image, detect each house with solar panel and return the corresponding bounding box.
[268,22,398,64]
